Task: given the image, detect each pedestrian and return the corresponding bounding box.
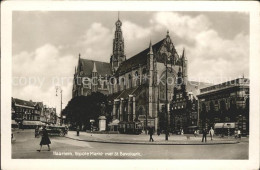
[234,130,238,138]
[76,126,80,136]
[157,129,160,136]
[237,129,241,139]
[197,129,200,135]
[37,126,51,152]
[201,128,207,142]
[209,127,214,140]
[148,127,154,142]
[65,125,68,135]
[181,129,184,135]
[194,130,197,137]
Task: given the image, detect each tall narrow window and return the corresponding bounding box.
[135,71,139,86]
[103,81,107,89]
[142,68,147,84]
[128,74,132,88]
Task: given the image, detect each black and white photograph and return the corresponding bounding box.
[1,1,260,170]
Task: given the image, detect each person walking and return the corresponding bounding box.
[209,127,214,140]
[194,130,197,137]
[181,129,184,135]
[157,129,161,136]
[37,126,51,152]
[201,128,207,142]
[237,129,241,139]
[148,127,154,142]
[234,130,238,138]
[76,126,80,136]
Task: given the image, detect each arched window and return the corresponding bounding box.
[110,77,114,93]
[135,71,140,86]
[117,78,120,92]
[142,68,147,84]
[103,81,107,89]
[98,80,101,89]
[121,78,126,90]
[128,74,132,88]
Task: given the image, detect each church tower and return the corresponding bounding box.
[110,13,126,73]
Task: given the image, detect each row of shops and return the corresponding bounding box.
[12,97,61,129]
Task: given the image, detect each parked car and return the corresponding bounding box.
[39,125,67,137]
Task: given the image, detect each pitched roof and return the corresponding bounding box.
[79,59,112,77]
[116,39,165,74]
[13,98,35,108]
[107,85,145,101]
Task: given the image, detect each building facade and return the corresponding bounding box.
[43,107,57,125]
[12,98,58,128]
[197,78,249,135]
[170,64,211,133]
[72,56,111,97]
[12,98,41,121]
[71,16,211,132]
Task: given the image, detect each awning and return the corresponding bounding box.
[214,122,235,129]
[108,119,120,126]
[23,121,45,126]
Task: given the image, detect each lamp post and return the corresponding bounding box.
[162,48,173,141]
[164,58,169,141]
[56,86,63,125]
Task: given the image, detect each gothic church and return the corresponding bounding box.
[72,16,208,131]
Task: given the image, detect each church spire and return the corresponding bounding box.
[149,40,153,55]
[92,62,97,73]
[110,12,126,73]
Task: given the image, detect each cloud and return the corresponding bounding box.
[12,11,249,112]
[151,12,211,44]
[76,23,113,62]
[122,21,153,57]
[150,12,249,84]
[12,44,76,113]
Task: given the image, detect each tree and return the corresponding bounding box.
[62,92,108,130]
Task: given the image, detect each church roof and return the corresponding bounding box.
[107,85,144,101]
[79,59,112,77]
[116,39,165,74]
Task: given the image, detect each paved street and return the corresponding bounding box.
[12,129,248,159]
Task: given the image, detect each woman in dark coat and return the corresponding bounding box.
[37,126,51,152]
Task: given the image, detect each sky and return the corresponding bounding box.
[12,11,249,114]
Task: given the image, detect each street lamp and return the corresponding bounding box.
[56,86,63,125]
[162,36,174,141]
